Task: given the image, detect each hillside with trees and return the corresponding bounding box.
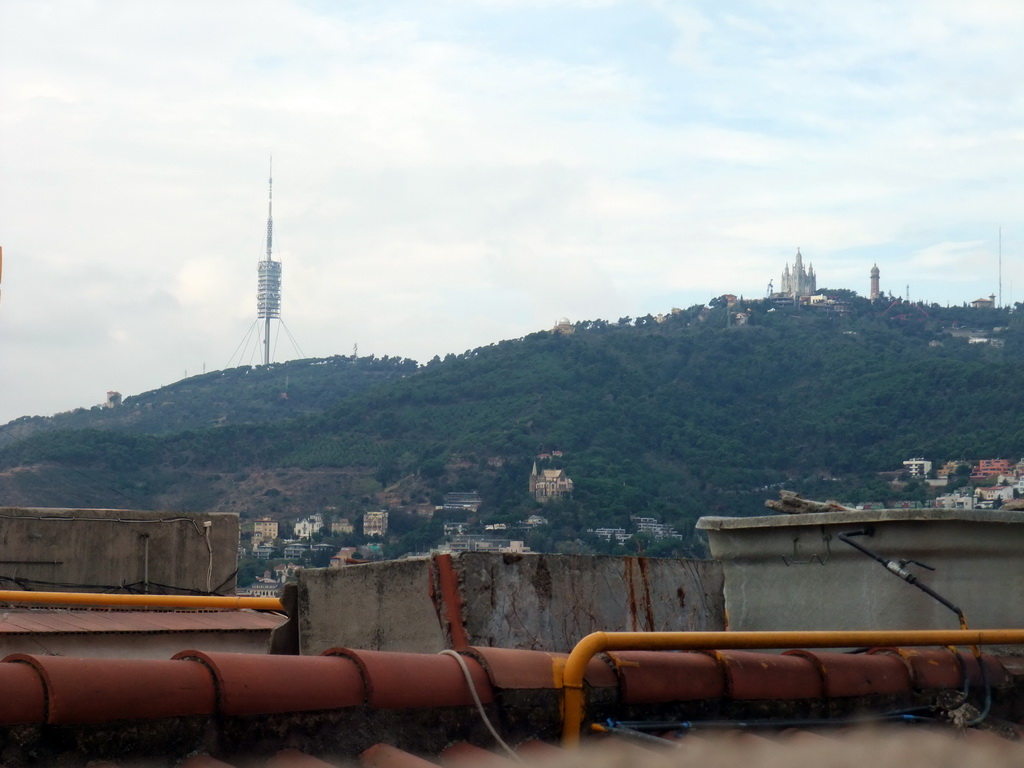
[0,355,418,448]
[2,296,1023,558]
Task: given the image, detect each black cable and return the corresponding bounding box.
[837,529,965,625]
[610,711,940,733]
[0,574,227,597]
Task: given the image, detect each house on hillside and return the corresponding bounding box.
[252,518,279,544]
[363,510,388,537]
[902,458,932,478]
[936,461,968,480]
[529,463,574,502]
[442,492,482,512]
[293,514,323,540]
[975,486,1015,508]
[934,489,975,510]
[283,542,310,560]
[972,459,1013,480]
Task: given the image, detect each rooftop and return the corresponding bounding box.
[0,641,1020,766]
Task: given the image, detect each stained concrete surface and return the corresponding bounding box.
[298,553,724,654]
[699,508,1024,637]
[299,558,448,655]
[0,507,238,595]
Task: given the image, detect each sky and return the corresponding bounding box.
[2,0,1024,424]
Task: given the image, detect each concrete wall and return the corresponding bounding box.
[297,552,724,655]
[0,507,238,595]
[457,552,723,650]
[698,508,1024,635]
[0,628,276,659]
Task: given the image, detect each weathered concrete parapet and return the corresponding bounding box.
[0,507,238,595]
[457,552,724,651]
[698,508,1024,636]
[297,552,724,655]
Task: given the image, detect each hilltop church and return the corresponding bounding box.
[779,248,816,298]
[530,463,574,502]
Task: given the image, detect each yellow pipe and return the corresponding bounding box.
[561,629,1024,746]
[0,589,284,612]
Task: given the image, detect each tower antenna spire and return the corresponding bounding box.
[256,155,282,366]
[266,156,273,262]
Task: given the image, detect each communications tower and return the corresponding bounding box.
[256,159,282,365]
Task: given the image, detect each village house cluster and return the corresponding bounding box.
[902,456,1024,509]
[590,515,683,545]
[238,458,577,595]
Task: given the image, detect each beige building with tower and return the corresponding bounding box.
[529,463,574,502]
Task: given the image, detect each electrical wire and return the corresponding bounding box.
[0,575,228,597]
[611,711,940,733]
[438,649,523,762]
[0,514,223,596]
[203,523,214,593]
[0,511,211,538]
[591,722,682,746]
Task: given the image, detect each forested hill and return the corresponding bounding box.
[0,355,418,448]
[1,298,1022,556]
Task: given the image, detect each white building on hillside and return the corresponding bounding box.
[293,513,324,540]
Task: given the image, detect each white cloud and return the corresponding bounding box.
[3,0,1024,421]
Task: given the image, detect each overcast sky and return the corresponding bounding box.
[2,0,1023,424]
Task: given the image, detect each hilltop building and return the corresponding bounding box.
[442,492,482,512]
[293,513,323,540]
[252,518,279,544]
[331,518,354,535]
[972,458,1014,480]
[870,264,880,300]
[552,317,574,335]
[529,463,574,502]
[779,248,816,298]
[363,510,388,537]
[902,458,932,478]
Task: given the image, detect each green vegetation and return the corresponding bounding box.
[2,297,1023,558]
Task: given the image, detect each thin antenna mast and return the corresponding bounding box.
[999,227,1003,309]
[265,158,273,366]
[256,156,282,366]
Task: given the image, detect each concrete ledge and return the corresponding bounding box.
[698,508,1024,530]
[698,510,1024,635]
[297,553,724,655]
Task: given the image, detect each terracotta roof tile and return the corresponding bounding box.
[5,653,216,724]
[267,748,341,768]
[783,650,912,697]
[325,648,494,709]
[361,743,439,767]
[173,650,366,716]
[0,644,1014,765]
[439,741,519,767]
[466,645,617,690]
[710,650,823,700]
[0,660,46,724]
[606,650,725,703]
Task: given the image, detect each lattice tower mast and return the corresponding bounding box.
[256,158,282,365]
